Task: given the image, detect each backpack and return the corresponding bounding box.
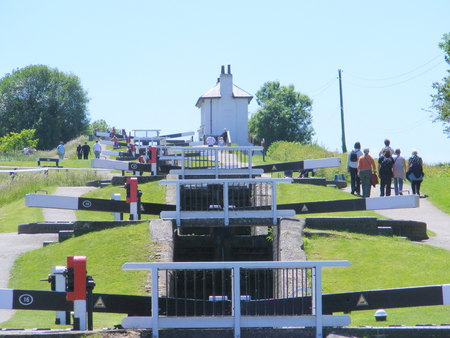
[379,156,393,175]
[349,150,358,162]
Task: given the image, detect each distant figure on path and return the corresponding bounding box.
[56,142,65,161]
[76,144,83,159]
[379,138,394,157]
[93,140,102,159]
[393,148,406,195]
[378,149,395,196]
[406,149,424,196]
[220,128,228,145]
[206,135,216,147]
[347,141,363,196]
[357,148,376,198]
[82,142,91,160]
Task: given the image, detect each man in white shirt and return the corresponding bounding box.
[206,135,216,147]
[93,141,102,159]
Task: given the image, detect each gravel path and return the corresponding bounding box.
[0,186,96,324]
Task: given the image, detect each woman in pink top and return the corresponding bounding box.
[357,148,377,197]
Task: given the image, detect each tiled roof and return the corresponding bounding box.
[195,83,253,107]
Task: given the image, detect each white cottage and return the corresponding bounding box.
[196,65,253,145]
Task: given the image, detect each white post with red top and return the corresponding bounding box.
[126,177,139,220]
[148,146,157,175]
[66,256,87,330]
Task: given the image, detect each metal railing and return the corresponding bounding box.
[158,146,264,178]
[160,178,294,225]
[121,261,351,338]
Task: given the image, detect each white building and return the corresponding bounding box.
[196,65,253,145]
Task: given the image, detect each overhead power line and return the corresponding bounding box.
[346,52,445,82]
[343,59,445,89]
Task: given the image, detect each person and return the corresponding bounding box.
[206,135,216,147]
[93,140,102,159]
[347,142,363,196]
[299,169,313,178]
[393,148,407,195]
[378,149,395,196]
[220,128,228,145]
[406,150,424,196]
[23,146,29,155]
[218,136,225,146]
[81,142,91,160]
[357,148,376,198]
[111,135,119,149]
[56,142,65,161]
[379,138,394,157]
[76,144,83,159]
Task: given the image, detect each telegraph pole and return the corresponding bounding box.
[338,69,347,153]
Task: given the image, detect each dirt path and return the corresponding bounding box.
[0,186,97,324]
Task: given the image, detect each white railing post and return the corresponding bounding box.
[176,182,181,226]
[152,266,159,338]
[232,265,241,338]
[224,182,229,226]
[272,182,277,225]
[248,149,253,178]
[314,267,323,338]
[181,149,186,179]
[215,148,219,178]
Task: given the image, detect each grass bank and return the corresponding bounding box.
[305,230,450,326]
[3,222,153,329]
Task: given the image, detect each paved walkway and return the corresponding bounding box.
[346,184,450,251]
[0,186,96,324]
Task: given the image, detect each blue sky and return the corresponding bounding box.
[1,0,449,164]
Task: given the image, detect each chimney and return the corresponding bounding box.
[219,64,232,97]
[221,65,225,74]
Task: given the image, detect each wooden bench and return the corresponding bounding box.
[36,158,60,167]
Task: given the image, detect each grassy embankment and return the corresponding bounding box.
[0,140,448,328]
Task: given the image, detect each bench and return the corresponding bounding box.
[36,158,60,167]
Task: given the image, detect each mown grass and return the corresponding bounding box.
[305,230,450,326]
[0,198,46,232]
[421,163,450,214]
[3,222,154,329]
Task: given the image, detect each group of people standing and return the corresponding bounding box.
[347,139,424,198]
[76,140,102,159]
[76,142,92,159]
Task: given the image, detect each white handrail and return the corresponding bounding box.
[122,260,351,338]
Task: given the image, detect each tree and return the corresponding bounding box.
[249,81,314,148]
[0,65,90,149]
[0,129,38,154]
[430,33,450,136]
[88,119,111,135]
